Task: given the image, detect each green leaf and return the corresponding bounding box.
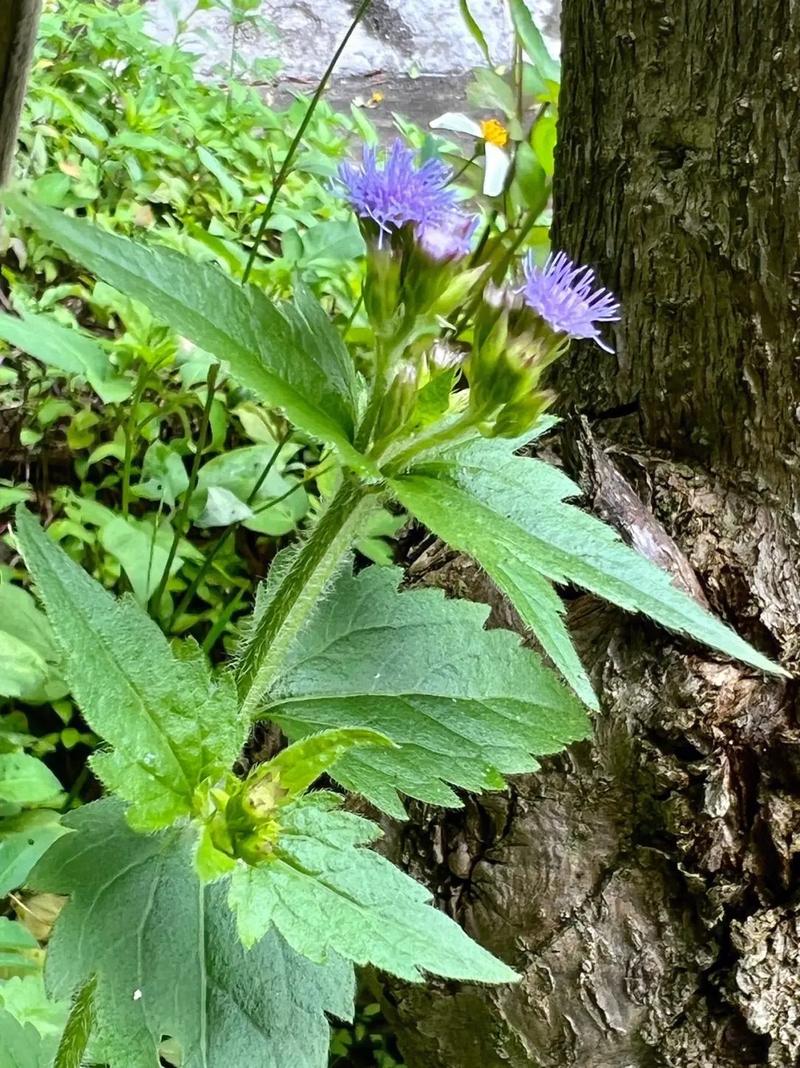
[14,508,247,830]
[193,444,308,536]
[0,585,68,704]
[508,0,561,82]
[264,565,589,817]
[131,442,189,509]
[229,792,517,984]
[0,755,62,807]
[251,729,395,801]
[392,440,785,682]
[459,0,492,64]
[531,111,557,176]
[6,194,370,474]
[98,515,183,605]
[0,918,39,974]
[0,974,67,1043]
[31,800,354,1068]
[0,811,66,897]
[299,219,365,266]
[0,1009,53,1068]
[0,311,130,405]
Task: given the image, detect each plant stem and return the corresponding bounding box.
[151,362,219,614]
[241,0,373,285]
[167,430,292,630]
[192,465,333,645]
[121,362,150,518]
[384,409,478,474]
[235,474,376,717]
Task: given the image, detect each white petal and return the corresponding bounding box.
[430,112,483,137]
[482,142,511,197]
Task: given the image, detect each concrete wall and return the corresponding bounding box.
[147,0,560,84]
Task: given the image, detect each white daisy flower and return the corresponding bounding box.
[430,113,512,197]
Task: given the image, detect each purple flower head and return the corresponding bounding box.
[338,139,458,239]
[417,211,479,262]
[521,251,621,352]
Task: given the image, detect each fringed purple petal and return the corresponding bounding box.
[521,251,621,350]
[417,212,479,262]
[337,140,458,236]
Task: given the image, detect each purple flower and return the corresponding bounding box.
[417,211,479,262]
[521,251,621,352]
[338,140,458,239]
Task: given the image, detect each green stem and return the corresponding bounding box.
[121,362,149,519]
[167,430,294,630]
[235,475,375,717]
[151,363,219,614]
[384,409,478,474]
[241,0,373,285]
[54,974,96,1068]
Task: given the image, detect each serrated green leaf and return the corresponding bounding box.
[0,1009,52,1068]
[229,792,517,984]
[392,440,785,682]
[0,973,67,1043]
[265,565,589,817]
[5,193,370,474]
[30,800,354,1068]
[14,508,247,830]
[508,0,561,82]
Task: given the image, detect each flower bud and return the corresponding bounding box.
[374,362,419,441]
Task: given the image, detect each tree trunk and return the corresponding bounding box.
[383,2,800,1065]
[0,0,41,186]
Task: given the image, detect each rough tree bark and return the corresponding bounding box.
[0,0,42,186]
[383,1,800,1065]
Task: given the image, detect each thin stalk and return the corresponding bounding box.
[235,475,376,717]
[241,0,373,284]
[167,429,292,630]
[150,363,219,614]
[191,464,334,647]
[121,362,150,518]
[202,589,245,654]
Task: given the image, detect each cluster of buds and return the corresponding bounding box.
[338,140,481,332]
[337,139,620,446]
[196,768,284,870]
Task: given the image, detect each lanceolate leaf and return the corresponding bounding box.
[459,0,492,64]
[265,564,590,818]
[507,0,561,82]
[15,508,247,830]
[229,792,517,984]
[31,800,353,1068]
[5,193,369,473]
[0,310,131,405]
[392,440,784,681]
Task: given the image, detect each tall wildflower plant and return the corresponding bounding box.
[2,26,785,1068]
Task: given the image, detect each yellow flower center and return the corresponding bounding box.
[480,118,509,148]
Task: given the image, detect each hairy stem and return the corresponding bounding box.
[235,475,376,717]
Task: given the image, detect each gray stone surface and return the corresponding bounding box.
[147,0,560,84]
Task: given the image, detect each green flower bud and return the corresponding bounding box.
[374,362,419,442]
